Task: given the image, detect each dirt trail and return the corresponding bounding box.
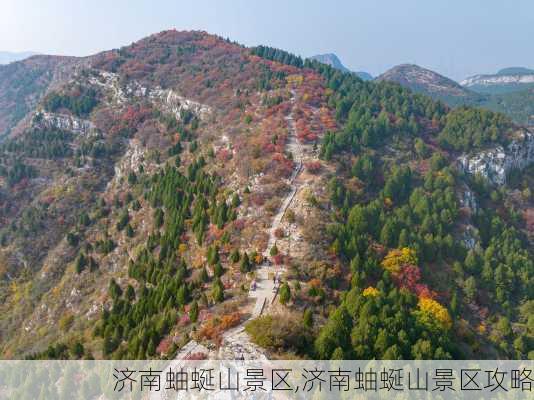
[176,90,304,360]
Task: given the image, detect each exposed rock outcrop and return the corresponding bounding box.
[460,186,479,215]
[150,88,212,120]
[34,111,96,135]
[458,131,534,185]
[461,73,534,88]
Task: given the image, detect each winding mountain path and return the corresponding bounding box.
[176,90,304,360]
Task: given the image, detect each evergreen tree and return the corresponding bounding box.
[240,252,251,273]
[189,300,199,322]
[212,279,224,303]
[279,282,291,305]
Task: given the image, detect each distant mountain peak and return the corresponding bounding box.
[309,53,373,80]
[310,53,349,72]
[377,63,471,97]
[497,67,534,76]
[461,67,534,94]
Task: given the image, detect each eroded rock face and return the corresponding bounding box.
[34,111,95,135]
[89,70,212,120]
[149,88,212,120]
[458,131,534,185]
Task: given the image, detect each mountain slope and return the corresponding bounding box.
[310,53,372,80]
[0,55,83,137]
[0,30,337,359]
[0,31,532,362]
[482,88,534,126]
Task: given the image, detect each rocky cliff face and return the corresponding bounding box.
[150,88,212,120]
[458,130,534,184]
[34,111,96,135]
[87,69,212,120]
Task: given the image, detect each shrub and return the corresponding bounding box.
[245,313,312,355]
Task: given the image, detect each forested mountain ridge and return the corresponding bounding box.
[0,30,532,361]
[379,63,534,126]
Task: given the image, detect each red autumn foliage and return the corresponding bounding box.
[272,253,284,265]
[121,59,155,80]
[232,219,246,231]
[271,153,294,177]
[109,105,153,136]
[392,264,436,299]
[207,224,224,241]
[305,161,322,174]
[216,148,232,162]
[156,337,173,355]
[250,192,265,207]
[274,228,285,239]
[261,142,276,153]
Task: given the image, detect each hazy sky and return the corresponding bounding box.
[1,0,533,80]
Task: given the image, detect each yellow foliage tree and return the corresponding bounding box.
[287,74,304,86]
[416,297,452,331]
[381,247,418,274]
[178,243,188,255]
[362,286,380,297]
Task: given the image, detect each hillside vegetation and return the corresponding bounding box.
[0,31,532,361]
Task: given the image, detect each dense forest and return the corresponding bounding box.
[96,158,240,358]
[251,45,533,359]
[43,86,99,118]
